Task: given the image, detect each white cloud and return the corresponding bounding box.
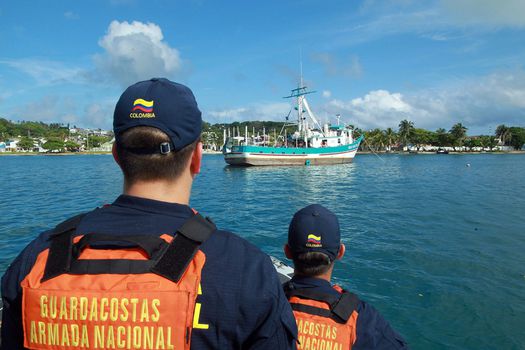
[321,69,525,133]
[325,0,525,51]
[327,90,416,130]
[440,0,525,27]
[7,95,115,129]
[9,95,80,125]
[94,20,183,87]
[322,90,332,98]
[64,11,79,20]
[208,108,248,120]
[0,59,84,86]
[207,102,290,123]
[83,102,114,129]
[312,53,362,78]
[328,9,444,48]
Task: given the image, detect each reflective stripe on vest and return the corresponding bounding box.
[21,213,215,350]
[285,285,359,350]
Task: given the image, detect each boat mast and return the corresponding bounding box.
[299,56,306,144]
[283,84,316,141]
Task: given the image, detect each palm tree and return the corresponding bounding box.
[435,128,449,147]
[383,128,397,151]
[398,120,414,151]
[364,129,384,151]
[495,124,512,146]
[449,123,468,150]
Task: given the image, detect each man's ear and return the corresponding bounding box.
[284,244,294,259]
[336,243,345,260]
[112,143,120,166]
[190,141,203,176]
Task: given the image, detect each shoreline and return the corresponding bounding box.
[0,151,112,156]
[359,150,525,155]
[1,150,523,157]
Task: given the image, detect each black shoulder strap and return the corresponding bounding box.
[332,291,360,322]
[42,213,87,282]
[150,213,216,283]
[42,212,216,284]
[73,233,166,259]
[285,286,360,324]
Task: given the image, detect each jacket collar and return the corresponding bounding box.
[112,194,195,217]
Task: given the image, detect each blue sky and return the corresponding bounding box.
[1,0,524,135]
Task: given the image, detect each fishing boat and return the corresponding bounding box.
[222,84,363,166]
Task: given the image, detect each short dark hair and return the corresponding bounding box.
[116,126,198,183]
[292,251,334,277]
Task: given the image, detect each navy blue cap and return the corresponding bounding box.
[113,78,202,152]
[288,204,341,260]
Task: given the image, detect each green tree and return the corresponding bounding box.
[435,128,450,147]
[449,123,468,150]
[411,128,434,151]
[363,129,385,151]
[64,140,80,152]
[495,124,512,146]
[383,128,397,151]
[86,135,111,148]
[18,137,35,150]
[479,135,497,150]
[0,123,7,141]
[43,138,64,152]
[464,137,482,151]
[398,119,414,150]
[509,127,525,150]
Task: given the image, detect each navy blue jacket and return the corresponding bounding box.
[1,195,297,349]
[287,276,408,350]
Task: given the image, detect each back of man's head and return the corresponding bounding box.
[112,78,202,183]
[287,204,341,277]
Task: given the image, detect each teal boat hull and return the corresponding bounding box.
[223,136,363,166]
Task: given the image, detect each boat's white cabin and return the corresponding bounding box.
[291,124,354,148]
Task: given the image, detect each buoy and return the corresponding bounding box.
[305,160,311,166]
[466,163,471,167]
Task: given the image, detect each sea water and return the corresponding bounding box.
[1,153,524,349]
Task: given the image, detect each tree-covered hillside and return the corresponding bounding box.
[0,118,70,141]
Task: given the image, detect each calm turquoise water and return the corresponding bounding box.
[1,153,524,349]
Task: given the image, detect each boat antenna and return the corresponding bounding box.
[300,48,304,88]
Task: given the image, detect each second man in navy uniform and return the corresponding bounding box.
[283,204,408,350]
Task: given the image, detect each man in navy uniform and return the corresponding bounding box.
[2,78,297,349]
[283,204,407,349]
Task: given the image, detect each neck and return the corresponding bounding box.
[294,269,333,283]
[124,174,193,204]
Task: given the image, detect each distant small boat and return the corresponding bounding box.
[437,148,449,154]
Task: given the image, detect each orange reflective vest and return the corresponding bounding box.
[20,212,215,350]
[285,284,360,350]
